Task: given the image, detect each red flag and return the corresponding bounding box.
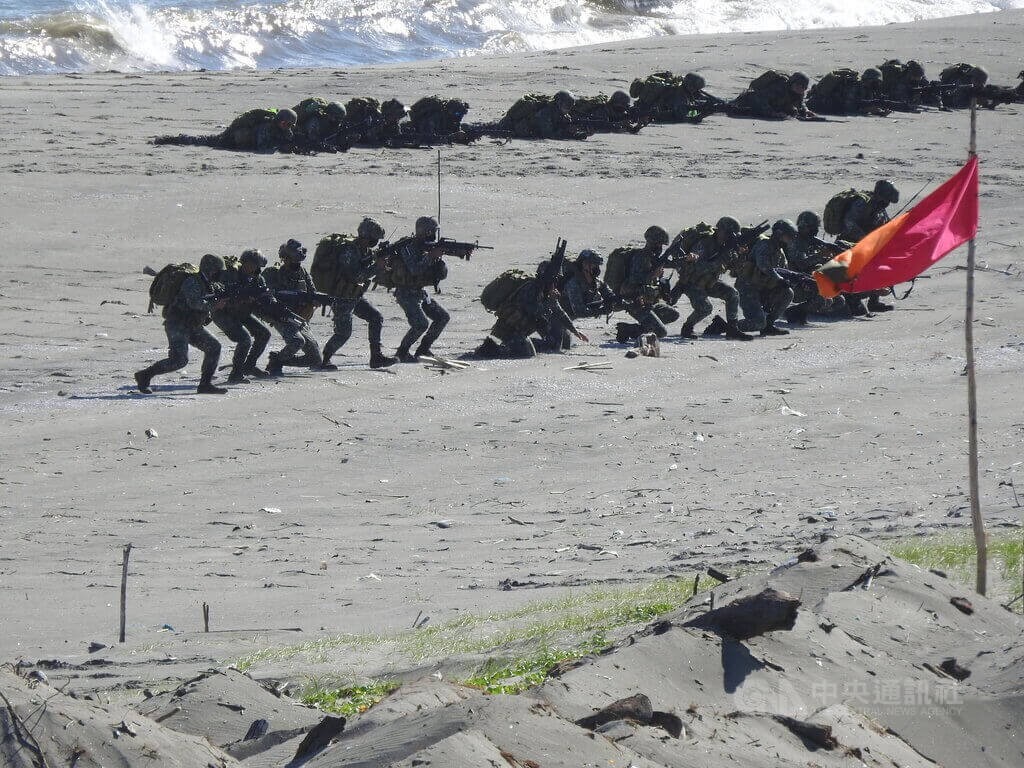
[814,158,978,297]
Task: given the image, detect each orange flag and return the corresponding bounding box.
[815,158,979,297]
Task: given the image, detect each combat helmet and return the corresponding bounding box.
[415,216,439,238]
[199,253,226,277]
[788,71,810,88]
[861,68,883,82]
[553,90,576,111]
[326,101,347,119]
[609,91,631,109]
[971,66,989,85]
[644,225,670,246]
[872,179,899,204]
[446,99,470,118]
[683,72,706,91]
[357,217,386,241]
[796,211,821,231]
[578,248,603,266]
[276,108,298,126]
[279,238,307,262]
[381,98,407,120]
[772,219,797,238]
[240,248,267,268]
[906,60,925,78]
[715,216,741,235]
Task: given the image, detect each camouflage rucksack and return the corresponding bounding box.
[294,97,329,120]
[674,222,715,254]
[940,63,976,85]
[879,59,904,93]
[504,94,550,124]
[807,69,859,105]
[311,234,358,295]
[748,70,789,92]
[148,262,198,313]
[480,269,531,312]
[409,96,446,126]
[603,247,636,295]
[345,97,381,127]
[822,189,870,236]
[225,108,277,134]
[573,94,609,118]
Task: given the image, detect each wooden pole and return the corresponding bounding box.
[119,543,132,643]
[965,98,987,596]
[202,602,210,632]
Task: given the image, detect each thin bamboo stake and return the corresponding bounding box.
[119,543,133,643]
[965,97,987,596]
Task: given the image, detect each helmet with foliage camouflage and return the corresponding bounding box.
[796,211,821,231]
[553,90,576,111]
[609,90,631,108]
[906,60,925,78]
[772,219,797,238]
[872,179,899,204]
[240,248,267,268]
[357,217,385,241]
[276,108,298,126]
[644,225,670,246]
[788,71,810,88]
[578,248,603,266]
[279,238,307,262]
[971,65,989,85]
[446,99,470,117]
[861,67,883,82]
[415,216,439,238]
[715,216,741,235]
[683,72,706,91]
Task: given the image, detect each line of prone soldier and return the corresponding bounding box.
[134,180,902,394]
[152,60,1023,153]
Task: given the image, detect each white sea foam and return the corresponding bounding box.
[1,0,1021,75]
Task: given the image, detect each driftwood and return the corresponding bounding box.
[575,693,682,738]
[727,711,838,751]
[293,715,346,761]
[685,588,800,641]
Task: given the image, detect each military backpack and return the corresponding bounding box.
[603,246,637,295]
[674,222,715,254]
[807,68,859,106]
[503,93,550,124]
[822,189,870,236]
[312,234,358,296]
[409,96,446,126]
[748,70,789,92]
[480,269,530,312]
[225,108,277,134]
[148,262,198,313]
[345,97,381,127]
[940,63,976,85]
[879,59,904,93]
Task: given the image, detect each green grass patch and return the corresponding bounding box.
[462,633,609,695]
[301,680,400,717]
[886,532,1023,604]
[236,576,702,673]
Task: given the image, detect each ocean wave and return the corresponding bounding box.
[0,0,1021,76]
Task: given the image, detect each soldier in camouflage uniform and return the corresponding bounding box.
[263,239,323,375]
[783,211,848,325]
[614,226,680,343]
[880,60,933,105]
[220,108,297,153]
[293,98,350,149]
[733,220,797,336]
[498,91,586,139]
[731,71,816,120]
[319,218,397,370]
[211,249,273,383]
[134,253,228,395]
[474,261,588,359]
[839,179,899,313]
[539,249,616,351]
[670,216,752,341]
[392,216,451,361]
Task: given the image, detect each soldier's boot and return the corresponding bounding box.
[785,303,810,326]
[369,343,397,369]
[134,368,154,395]
[395,345,417,363]
[615,322,641,343]
[226,367,250,384]
[847,296,872,317]
[413,342,434,359]
[266,352,284,376]
[318,361,339,371]
[702,315,727,336]
[679,322,697,339]
[867,295,894,312]
[196,375,228,395]
[724,320,754,341]
[760,323,790,337]
[471,337,503,359]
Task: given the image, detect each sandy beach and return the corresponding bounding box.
[1,11,1023,764]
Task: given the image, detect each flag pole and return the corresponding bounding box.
[964,97,987,595]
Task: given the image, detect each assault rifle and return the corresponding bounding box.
[275,290,334,309]
[541,238,569,295]
[735,220,771,251]
[859,98,920,114]
[205,282,306,326]
[432,237,493,261]
[778,268,818,293]
[575,115,649,134]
